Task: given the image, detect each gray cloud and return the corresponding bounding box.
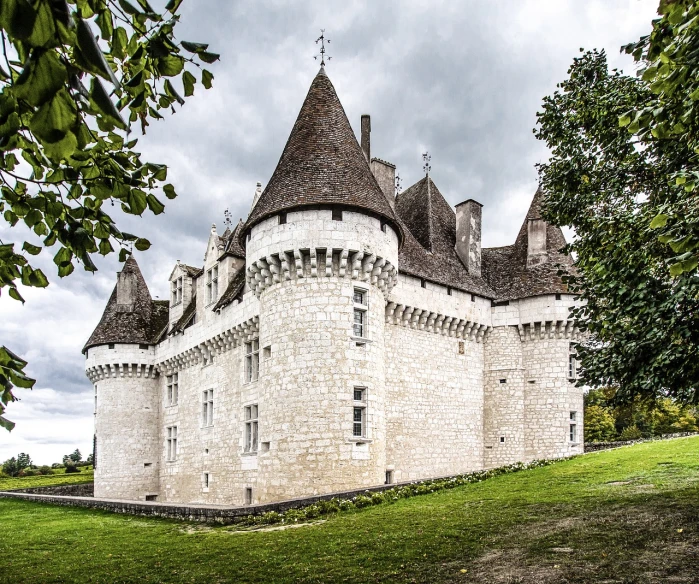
[0,0,658,463]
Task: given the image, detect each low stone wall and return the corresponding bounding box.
[584,432,698,453]
[0,480,420,524]
[11,483,94,497]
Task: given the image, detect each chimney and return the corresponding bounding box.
[527,219,548,267]
[370,158,396,209]
[360,114,371,162]
[116,270,137,312]
[455,199,482,277]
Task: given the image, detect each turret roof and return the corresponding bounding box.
[83,257,169,353]
[241,68,402,245]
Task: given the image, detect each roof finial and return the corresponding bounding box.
[224,208,233,229]
[422,152,431,176]
[395,173,402,197]
[314,29,331,67]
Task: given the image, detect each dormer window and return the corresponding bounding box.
[206,265,218,305]
[171,277,183,305]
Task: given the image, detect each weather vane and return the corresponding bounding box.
[314,30,331,66]
[224,208,233,229]
[422,152,431,176]
[395,173,402,196]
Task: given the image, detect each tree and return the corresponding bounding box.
[584,405,617,442]
[69,448,81,463]
[16,451,31,469]
[2,456,18,476]
[0,0,218,430]
[534,0,699,405]
[86,452,93,465]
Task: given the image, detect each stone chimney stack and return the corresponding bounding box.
[116,270,137,312]
[455,199,483,277]
[527,218,548,267]
[360,115,371,162]
[370,158,396,209]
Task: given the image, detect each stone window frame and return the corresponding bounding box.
[166,425,178,462]
[202,389,214,428]
[206,265,219,306]
[93,384,97,415]
[243,404,259,454]
[568,344,577,380]
[166,373,179,406]
[202,471,211,492]
[352,286,368,340]
[569,411,578,443]
[352,387,367,439]
[171,276,183,306]
[244,340,260,383]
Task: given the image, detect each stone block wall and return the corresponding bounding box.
[384,324,483,481]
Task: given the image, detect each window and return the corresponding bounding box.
[171,276,183,305]
[202,389,214,427]
[139,343,149,350]
[332,208,343,221]
[245,340,260,383]
[385,470,394,484]
[206,265,219,305]
[244,405,258,453]
[93,384,97,415]
[166,426,178,461]
[279,212,287,225]
[381,221,387,233]
[353,387,367,438]
[447,286,452,296]
[108,343,115,349]
[471,294,475,302]
[203,472,210,489]
[421,279,427,289]
[244,487,253,505]
[499,379,507,384]
[263,345,271,361]
[353,288,367,338]
[569,411,578,442]
[569,347,577,380]
[145,494,157,501]
[500,436,505,443]
[166,373,179,406]
[555,293,562,300]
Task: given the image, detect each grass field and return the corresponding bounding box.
[0,438,697,583]
[0,469,94,492]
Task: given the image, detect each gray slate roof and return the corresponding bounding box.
[83,257,169,352]
[220,220,246,260]
[240,68,403,246]
[396,176,496,298]
[213,268,246,312]
[481,188,574,301]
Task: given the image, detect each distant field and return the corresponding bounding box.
[0,438,697,583]
[0,469,94,492]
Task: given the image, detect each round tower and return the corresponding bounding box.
[83,258,165,500]
[240,68,402,503]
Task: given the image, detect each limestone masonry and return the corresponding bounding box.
[84,67,584,505]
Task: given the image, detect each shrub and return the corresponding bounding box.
[64,464,80,474]
[619,425,643,441]
[38,466,53,475]
[17,469,37,477]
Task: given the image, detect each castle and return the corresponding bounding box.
[84,67,584,505]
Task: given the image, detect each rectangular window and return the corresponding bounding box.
[166,426,178,461]
[570,411,577,442]
[471,294,475,302]
[353,288,367,338]
[206,265,219,305]
[353,387,366,438]
[93,384,97,415]
[421,279,427,289]
[244,404,259,453]
[568,347,577,380]
[245,340,260,383]
[171,276,183,305]
[245,487,253,505]
[166,373,179,406]
[385,470,394,484]
[332,208,343,221]
[279,212,287,225]
[202,389,214,427]
[203,472,210,489]
[447,286,452,296]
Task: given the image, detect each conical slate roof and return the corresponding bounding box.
[481,187,575,301]
[83,257,169,353]
[241,68,402,244]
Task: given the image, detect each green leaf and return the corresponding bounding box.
[134,237,150,251]
[118,0,140,16]
[22,242,41,255]
[182,70,195,96]
[198,51,220,64]
[157,55,184,77]
[28,267,48,287]
[8,287,24,302]
[118,247,131,262]
[53,246,72,267]
[201,69,213,89]
[13,49,67,107]
[27,0,57,48]
[95,11,113,43]
[90,77,127,130]
[146,193,164,214]
[75,18,120,89]
[127,189,147,215]
[0,0,37,40]
[164,79,184,105]
[111,26,128,60]
[619,112,632,127]
[181,41,209,53]
[163,183,176,199]
[29,88,77,139]
[650,214,669,229]
[0,416,16,432]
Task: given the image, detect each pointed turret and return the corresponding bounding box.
[83,256,169,353]
[241,68,402,245]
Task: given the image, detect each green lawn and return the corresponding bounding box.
[0,438,697,584]
[0,469,93,492]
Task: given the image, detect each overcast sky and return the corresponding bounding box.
[0,0,658,465]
